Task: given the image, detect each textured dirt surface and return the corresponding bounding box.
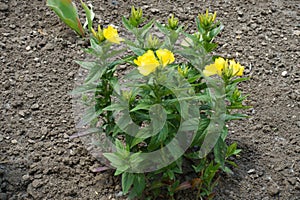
[0,0,299,199]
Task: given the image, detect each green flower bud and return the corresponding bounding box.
[167,14,179,30]
[129,6,143,27]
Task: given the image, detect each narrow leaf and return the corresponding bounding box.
[47,0,85,36]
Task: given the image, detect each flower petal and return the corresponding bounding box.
[156,49,175,67]
[203,64,218,77]
[134,50,160,76]
[103,25,123,44]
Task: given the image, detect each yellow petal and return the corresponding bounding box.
[229,60,244,76]
[103,25,124,44]
[203,64,218,77]
[156,49,175,67]
[134,50,160,76]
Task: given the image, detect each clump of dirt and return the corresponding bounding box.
[0,0,299,199]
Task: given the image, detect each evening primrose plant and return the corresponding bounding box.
[71,6,250,200]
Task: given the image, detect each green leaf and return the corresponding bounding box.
[104,153,128,170]
[132,174,146,196]
[47,0,85,37]
[124,39,145,56]
[140,19,154,39]
[122,16,135,32]
[229,77,250,85]
[226,142,241,158]
[75,60,97,70]
[209,24,224,39]
[214,137,227,170]
[69,127,101,139]
[103,103,127,111]
[70,83,98,94]
[225,113,248,121]
[195,17,205,34]
[122,172,135,194]
[155,22,169,34]
[130,103,151,112]
[226,160,238,168]
[85,64,107,84]
[191,118,210,146]
[80,0,94,32]
[79,106,103,126]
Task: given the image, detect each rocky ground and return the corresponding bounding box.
[0,0,299,199]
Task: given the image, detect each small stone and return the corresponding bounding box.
[0,3,9,11]
[11,139,18,144]
[0,135,3,142]
[296,121,300,128]
[41,127,48,135]
[28,139,35,144]
[22,174,30,181]
[281,71,288,77]
[42,43,55,51]
[115,191,123,197]
[115,185,120,190]
[18,110,25,117]
[237,10,244,17]
[31,179,43,188]
[247,169,256,174]
[26,46,31,51]
[9,24,16,29]
[267,185,279,196]
[31,103,39,110]
[288,177,297,185]
[150,8,159,13]
[27,93,34,98]
[293,30,300,36]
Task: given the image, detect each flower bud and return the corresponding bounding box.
[129,6,143,27]
[178,65,189,77]
[91,25,105,43]
[146,34,161,50]
[167,14,179,30]
[198,9,217,30]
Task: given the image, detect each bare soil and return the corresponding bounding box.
[0,0,299,199]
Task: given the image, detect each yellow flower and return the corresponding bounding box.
[103,25,124,44]
[229,59,244,76]
[203,57,225,77]
[203,57,244,78]
[156,49,175,67]
[134,50,160,76]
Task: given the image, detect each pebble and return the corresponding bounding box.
[25,46,31,51]
[31,179,43,188]
[293,30,300,36]
[296,121,300,128]
[247,169,256,174]
[0,135,3,142]
[22,174,30,181]
[18,110,25,117]
[11,139,18,144]
[237,10,244,17]
[40,127,47,135]
[281,71,288,77]
[150,8,159,13]
[27,93,34,98]
[0,3,8,11]
[42,43,55,51]
[267,185,279,196]
[31,103,39,110]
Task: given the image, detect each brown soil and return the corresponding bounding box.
[0,0,299,199]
